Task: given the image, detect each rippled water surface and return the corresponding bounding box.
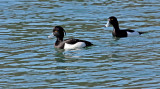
[1,0,160,88]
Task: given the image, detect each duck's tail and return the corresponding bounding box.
[139,32,147,35]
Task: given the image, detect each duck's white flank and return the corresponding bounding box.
[64,42,86,49]
[127,31,140,37]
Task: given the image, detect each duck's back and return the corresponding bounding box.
[63,39,93,49]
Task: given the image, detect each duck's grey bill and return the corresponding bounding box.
[105,21,110,27]
[48,33,54,38]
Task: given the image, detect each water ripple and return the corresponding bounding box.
[0,0,160,88]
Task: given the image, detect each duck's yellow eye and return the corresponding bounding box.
[111,19,113,20]
[54,31,58,32]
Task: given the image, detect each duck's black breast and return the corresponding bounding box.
[54,42,65,49]
[112,30,127,37]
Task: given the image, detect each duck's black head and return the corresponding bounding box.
[105,16,119,27]
[53,26,66,39]
[108,16,118,25]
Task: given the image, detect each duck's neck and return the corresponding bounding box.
[55,37,63,46]
[112,22,120,31]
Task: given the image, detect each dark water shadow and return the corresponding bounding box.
[54,48,66,62]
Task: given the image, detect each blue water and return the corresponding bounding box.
[0,0,160,88]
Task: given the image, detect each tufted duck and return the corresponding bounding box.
[48,26,93,49]
[105,16,145,37]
